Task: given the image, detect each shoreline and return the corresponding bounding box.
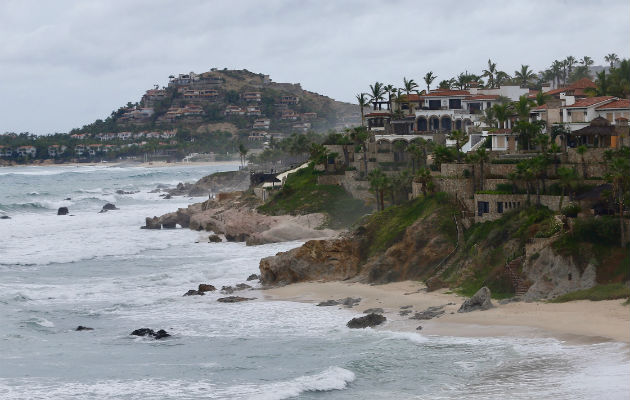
[262,280,630,344]
[0,160,242,169]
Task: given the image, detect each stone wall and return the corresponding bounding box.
[567,147,606,164]
[441,163,472,177]
[473,193,570,222]
[317,174,344,186]
[340,170,373,204]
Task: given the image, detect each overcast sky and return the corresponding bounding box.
[1,0,628,134]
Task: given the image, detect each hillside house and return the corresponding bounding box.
[88,144,102,156]
[487,129,518,152]
[571,116,628,148]
[48,145,67,157]
[117,132,133,140]
[74,145,86,156]
[246,106,262,116]
[292,122,311,132]
[0,146,12,157]
[71,134,87,140]
[281,110,299,120]
[253,118,271,130]
[143,89,167,106]
[243,92,262,102]
[225,105,246,116]
[161,131,177,139]
[280,95,299,105]
[302,112,317,120]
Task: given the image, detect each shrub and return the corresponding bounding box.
[462,169,471,178]
[561,203,581,218]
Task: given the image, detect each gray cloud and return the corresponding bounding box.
[0,0,628,133]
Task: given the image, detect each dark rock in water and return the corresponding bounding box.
[57,207,69,215]
[399,310,412,316]
[317,299,340,307]
[225,233,249,242]
[416,325,423,331]
[363,308,384,314]
[162,221,177,229]
[149,188,161,193]
[458,287,494,313]
[208,234,222,242]
[131,328,155,337]
[198,284,216,293]
[0,215,10,219]
[341,297,361,308]
[347,313,386,329]
[154,329,171,339]
[142,216,161,229]
[102,203,119,211]
[183,289,203,296]
[115,190,137,195]
[410,305,446,320]
[217,296,254,303]
[164,194,172,199]
[64,198,72,200]
[131,328,170,339]
[221,286,234,294]
[75,326,93,331]
[235,283,252,291]
[246,274,259,281]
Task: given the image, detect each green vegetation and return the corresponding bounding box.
[550,283,630,303]
[257,164,369,229]
[360,192,457,258]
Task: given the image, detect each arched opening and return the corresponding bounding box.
[430,117,440,131]
[441,116,452,131]
[455,119,462,131]
[464,119,472,132]
[417,117,428,132]
[392,140,408,162]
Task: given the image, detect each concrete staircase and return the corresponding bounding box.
[505,256,529,297]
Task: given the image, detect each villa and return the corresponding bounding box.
[48,145,67,157]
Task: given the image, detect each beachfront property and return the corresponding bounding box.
[243,92,262,102]
[16,146,37,157]
[183,88,219,101]
[280,110,299,120]
[253,118,271,130]
[0,146,13,157]
[280,95,299,105]
[225,105,246,116]
[246,106,262,116]
[47,145,67,157]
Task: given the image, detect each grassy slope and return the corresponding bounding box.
[550,283,629,302]
[257,164,370,229]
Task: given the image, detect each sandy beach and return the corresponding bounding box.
[263,281,630,344]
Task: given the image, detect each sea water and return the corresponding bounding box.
[0,164,628,400]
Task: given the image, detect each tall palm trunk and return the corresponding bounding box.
[479,160,485,191]
[471,164,477,193]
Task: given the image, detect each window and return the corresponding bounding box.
[497,202,503,213]
[477,201,490,216]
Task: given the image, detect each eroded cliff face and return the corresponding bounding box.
[522,246,597,301]
[259,212,455,286]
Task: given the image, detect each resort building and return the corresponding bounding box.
[47,145,67,157]
[16,146,37,157]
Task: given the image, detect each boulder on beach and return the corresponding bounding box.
[246,274,259,281]
[183,289,204,296]
[217,296,254,303]
[346,313,386,329]
[208,234,222,242]
[235,283,252,290]
[100,203,119,213]
[363,308,384,314]
[221,286,234,294]
[410,305,446,320]
[57,207,69,215]
[317,297,361,308]
[458,287,494,313]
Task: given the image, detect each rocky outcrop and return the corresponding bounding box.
[246,274,259,281]
[57,207,69,215]
[522,246,597,301]
[410,305,446,320]
[217,296,254,303]
[75,326,93,331]
[165,170,250,197]
[346,313,386,329]
[458,287,493,313]
[131,328,171,339]
[316,297,361,308]
[259,238,361,285]
[101,203,119,211]
[142,216,161,229]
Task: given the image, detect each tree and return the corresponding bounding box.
[448,130,468,162]
[475,147,489,191]
[565,56,577,77]
[466,152,479,193]
[350,126,370,176]
[423,72,437,94]
[492,103,511,129]
[238,143,248,167]
[368,82,385,110]
[512,120,544,151]
[604,147,630,246]
[605,53,620,69]
[481,106,497,127]
[368,168,388,211]
[514,65,536,88]
[338,133,352,167]
[514,95,533,120]
[580,55,594,67]
[390,169,412,204]
[356,93,369,127]
[535,91,549,106]
[438,79,454,89]
[551,60,564,88]
[557,167,578,210]
[433,144,456,170]
[402,77,419,115]
[576,145,588,179]
[482,59,498,88]
[415,167,432,197]
[515,160,536,204]
[383,84,396,109]
[495,71,511,87]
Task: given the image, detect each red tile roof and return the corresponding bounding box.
[615,117,628,121]
[400,94,423,101]
[596,99,630,110]
[465,95,499,100]
[424,90,470,97]
[563,96,615,109]
[544,78,596,97]
[531,104,548,111]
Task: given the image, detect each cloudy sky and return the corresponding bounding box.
[1,0,628,134]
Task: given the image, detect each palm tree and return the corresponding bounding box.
[481,106,497,127]
[368,168,387,211]
[550,60,564,88]
[495,71,511,87]
[605,53,620,69]
[476,147,489,191]
[448,130,468,162]
[515,160,536,204]
[351,126,370,176]
[514,65,536,88]
[557,167,578,210]
[415,167,432,197]
[423,71,437,93]
[355,93,369,127]
[438,79,454,89]
[466,152,479,193]
[576,145,588,179]
[492,103,511,129]
[383,84,396,109]
[238,143,248,167]
[514,95,533,120]
[580,56,594,67]
[565,56,577,77]
[338,133,352,167]
[368,82,385,110]
[482,59,498,88]
[604,148,630,246]
[402,77,418,115]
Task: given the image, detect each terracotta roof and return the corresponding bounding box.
[531,104,548,111]
[563,96,615,109]
[465,95,499,100]
[424,90,470,97]
[596,99,630,110]
[544,78,596,97]
[400,94,423,101]
[615,117,629,121]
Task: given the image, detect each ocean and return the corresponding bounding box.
[0,163,628,400]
